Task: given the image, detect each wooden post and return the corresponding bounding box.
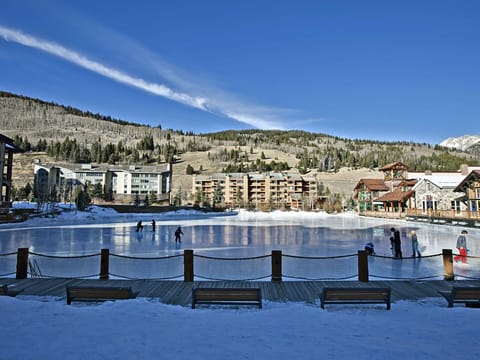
[16,248,29,279]
[184,249,194,282]
[271,250,282,282]
[443,249,454,281]
[358,250,369,282]
[100,248,109,280]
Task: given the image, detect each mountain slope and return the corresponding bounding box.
[440,135,480,151]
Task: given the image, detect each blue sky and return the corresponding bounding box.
[0,1,479,144]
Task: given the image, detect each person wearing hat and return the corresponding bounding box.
[454,230,468,264]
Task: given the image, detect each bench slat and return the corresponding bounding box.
[192,288,262,309]
[66,286,138,305]
[0,284,22,297]
[320,287,391,310]
[438,286,480,308]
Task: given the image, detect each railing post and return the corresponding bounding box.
[184,249,194,282]
[443,249,454,281]
[358,250,369,282]
[100,248,109,280]
[271,250,282,282]
[16,248,29,279]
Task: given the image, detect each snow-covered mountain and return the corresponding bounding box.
[440,134,480,151]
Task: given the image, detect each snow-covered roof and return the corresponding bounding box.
[412,174,467,190]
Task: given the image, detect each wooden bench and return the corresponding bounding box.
[192,287,262,309]
[438,286,480,308]
[320,287,391,310]
[0,284,22,297]
[66,286,139,305]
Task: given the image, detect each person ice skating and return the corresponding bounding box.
[454,230,468,263]
[175,226,183,242]
[151,219,156,232]
[410,230,421,258]
[389,236,395,256]
[390,227,402,259]
[364,242,375,255]
[136,221,143,232]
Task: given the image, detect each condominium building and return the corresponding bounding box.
[33,162,171,203]
[192,172,319,209]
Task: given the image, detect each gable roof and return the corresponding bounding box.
[454,170,480,193]
[376,188,414,203]
[412,174,466,191]
[354,179,389,191]
[379,162,408,171]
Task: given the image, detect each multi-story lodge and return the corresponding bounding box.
[192,172,319,210]
[33,162,172,204]
[1,133,22,208]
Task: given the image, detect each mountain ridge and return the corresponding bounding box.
[1,90,478,201]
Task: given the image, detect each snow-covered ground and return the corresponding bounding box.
[1,204,480,359]
[1,295,479,359]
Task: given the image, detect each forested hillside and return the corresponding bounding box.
[1,90,478,202]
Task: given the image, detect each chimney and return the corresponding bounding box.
[460,164,469,175]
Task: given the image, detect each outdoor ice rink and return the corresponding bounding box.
[1,208,479,280]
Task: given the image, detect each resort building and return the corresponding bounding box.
[33,162,172,204]
[192,172,319,210]
[0,133,22,208]
[354,162,480,223]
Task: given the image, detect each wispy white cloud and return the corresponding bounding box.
[0,25,208,111]
[0,25,288,130]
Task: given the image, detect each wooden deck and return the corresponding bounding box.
[2,278,480,306]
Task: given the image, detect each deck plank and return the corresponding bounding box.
[2,278,480,306]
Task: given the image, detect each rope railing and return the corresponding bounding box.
[0,251,17,257]
[3,247,478,282]
[282,253,357,260]
[0,271,16,277]
[110,253,183,260]
[193,254,271,261]
[108,273,184,280]
[29,251,101,259]
[282,274,358,281]
[369,274,443,281]
[26,272,101,279]
[372,253,442,260]
[194,274,272,281]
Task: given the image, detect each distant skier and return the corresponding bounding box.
[136,221,143,232]
[175,226,183,242]
[151,219,156,232]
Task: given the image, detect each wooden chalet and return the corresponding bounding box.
[354,179,389,212]
[454,170,480,216]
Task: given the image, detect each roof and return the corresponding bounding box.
[412,174,467,191]
[354,179,389,191]
[454,170,480,192]
[0,133,23,152]
[398,179,417,187]
[379,162,408,171]
[376,188,414,203]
